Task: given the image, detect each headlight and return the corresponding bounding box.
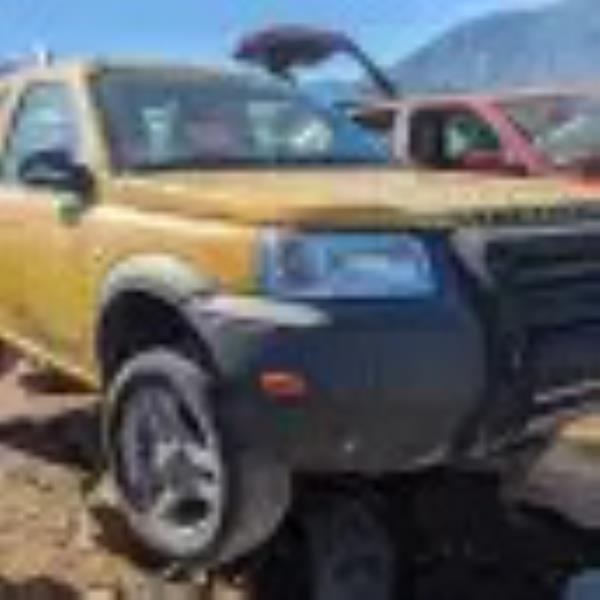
[260,229,436,299]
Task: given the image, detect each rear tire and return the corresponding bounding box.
[104,348,290,567]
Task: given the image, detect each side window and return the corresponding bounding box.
[2,83,80,182]
[442,110,500,163]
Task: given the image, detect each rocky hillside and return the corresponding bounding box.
[392,0,600,92]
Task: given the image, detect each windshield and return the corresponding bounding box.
[94,69,386,171]
[501,94,600,167]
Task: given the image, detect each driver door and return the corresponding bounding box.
[0,80,94,367]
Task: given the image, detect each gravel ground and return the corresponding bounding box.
[0,357,597,599]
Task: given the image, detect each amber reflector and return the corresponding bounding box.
[260,371,308,402]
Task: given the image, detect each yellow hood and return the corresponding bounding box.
[110,168,599,228]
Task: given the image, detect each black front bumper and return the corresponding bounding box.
[185,284,486,474]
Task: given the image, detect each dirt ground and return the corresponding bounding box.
[0,359,238,599]
[0,356,597,599]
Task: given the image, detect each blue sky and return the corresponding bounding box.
[0,0,554,67]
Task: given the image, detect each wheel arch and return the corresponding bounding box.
[96,254,217,384]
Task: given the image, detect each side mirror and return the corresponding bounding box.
[18,149,95,197]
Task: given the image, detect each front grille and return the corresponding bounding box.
[482,229,600,398]
[448,227,600,455]
[486,232,600,332]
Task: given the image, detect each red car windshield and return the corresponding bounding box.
[501,94,600,169]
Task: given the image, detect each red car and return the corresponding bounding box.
[355,90,600,179]
[236,26,600,181]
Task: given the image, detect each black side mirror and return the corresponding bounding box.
[18,149,95,197]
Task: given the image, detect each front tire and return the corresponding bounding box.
[104,348,290,567]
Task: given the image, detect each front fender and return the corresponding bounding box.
[98,253,217,313]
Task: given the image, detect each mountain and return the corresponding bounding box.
[390,0,600,93]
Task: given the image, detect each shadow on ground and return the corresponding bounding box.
[0,364,99,471]
[0,407,99,471]
[0,577,79,599]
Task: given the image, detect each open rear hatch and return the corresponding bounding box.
[234,25,397,100]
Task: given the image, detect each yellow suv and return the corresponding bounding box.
[0,58,597,570]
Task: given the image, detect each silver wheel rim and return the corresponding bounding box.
[116,379,225,555]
